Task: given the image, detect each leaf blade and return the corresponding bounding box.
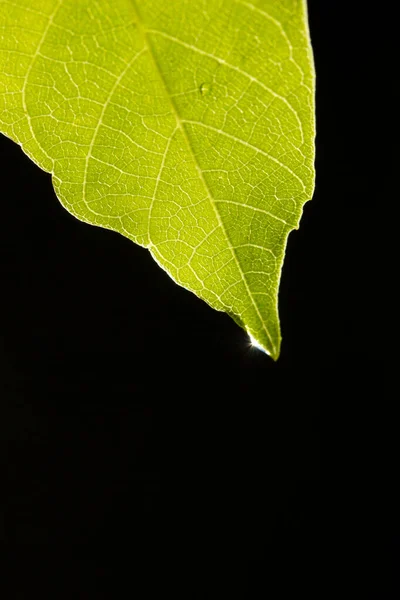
[0,0,315,358]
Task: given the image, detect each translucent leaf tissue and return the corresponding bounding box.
[0,0,315,359]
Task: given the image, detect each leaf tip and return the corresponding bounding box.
[248,333,280,361]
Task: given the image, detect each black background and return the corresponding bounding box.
[0,0,394,593]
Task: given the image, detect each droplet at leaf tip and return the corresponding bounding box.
[248,331,280,361]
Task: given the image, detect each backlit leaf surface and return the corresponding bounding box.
[0,0,315,358]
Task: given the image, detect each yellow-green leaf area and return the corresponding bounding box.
[0,0,315,359]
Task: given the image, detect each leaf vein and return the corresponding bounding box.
[131,1,276,354]
[146,27,304,144]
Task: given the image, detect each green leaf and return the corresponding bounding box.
[0,0,315,359]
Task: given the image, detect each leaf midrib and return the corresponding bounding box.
[130,0,276,356]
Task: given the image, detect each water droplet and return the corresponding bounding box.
[200,82,211,96]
